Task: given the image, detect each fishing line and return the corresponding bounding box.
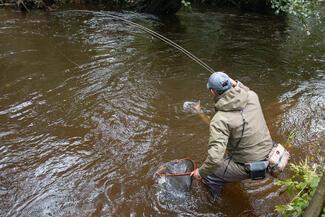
[45,24,81,68]
[53,44,80,67]
[67,10,215,73]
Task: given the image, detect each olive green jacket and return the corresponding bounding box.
[198,82,273,177]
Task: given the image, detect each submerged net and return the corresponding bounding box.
[155,158,196,199]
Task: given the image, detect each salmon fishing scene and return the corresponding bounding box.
[0,0,324,216]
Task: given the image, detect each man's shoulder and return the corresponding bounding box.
[246,89,260,105]
[237,81,259,98]
[210,110,230,125]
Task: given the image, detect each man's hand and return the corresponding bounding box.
[192,101,203,113]
[190,168,202,180]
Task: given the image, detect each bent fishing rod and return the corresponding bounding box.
[67,10,215,74]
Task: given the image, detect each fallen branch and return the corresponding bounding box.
[16,0,30,12]
[302,173,325,217]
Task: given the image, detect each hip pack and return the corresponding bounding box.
[267,143,290,175]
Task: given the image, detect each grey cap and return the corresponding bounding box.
[207,72,232,94]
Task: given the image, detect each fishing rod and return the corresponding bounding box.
[67,10,215,74]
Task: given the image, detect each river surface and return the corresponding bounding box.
[0,6,324,217]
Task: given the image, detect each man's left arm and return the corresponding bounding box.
[195,117,230,178]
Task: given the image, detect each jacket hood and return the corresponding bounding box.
[214,83,249,111]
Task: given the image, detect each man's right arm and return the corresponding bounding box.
[197,112,210,125]
[192,102,210,125]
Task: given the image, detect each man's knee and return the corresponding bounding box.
[202,175,224,200]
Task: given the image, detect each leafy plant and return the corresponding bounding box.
[270,0,322,32]
[285,129,296,148]
[181,0,192,10]
[275,159,324,216]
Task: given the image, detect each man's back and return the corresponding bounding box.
[218,83,273,163]
[199,81,273,177]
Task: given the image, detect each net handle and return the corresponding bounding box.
[155,158,197,177]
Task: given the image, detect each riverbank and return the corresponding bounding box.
[0,0,278,14]
[0,0,183,14]
[2,0,322,33]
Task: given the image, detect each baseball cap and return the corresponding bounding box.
[207,72,232,94]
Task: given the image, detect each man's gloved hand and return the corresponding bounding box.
[190,168,202,180]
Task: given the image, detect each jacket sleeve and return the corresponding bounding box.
[198,115,229,177]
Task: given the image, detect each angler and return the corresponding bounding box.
[191,72,289,199]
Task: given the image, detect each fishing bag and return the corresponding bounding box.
[267,143,290,175]
[245,161,269,180]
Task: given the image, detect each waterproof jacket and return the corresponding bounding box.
[198,82,273,178]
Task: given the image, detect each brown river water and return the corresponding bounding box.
[0,6,324,217]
